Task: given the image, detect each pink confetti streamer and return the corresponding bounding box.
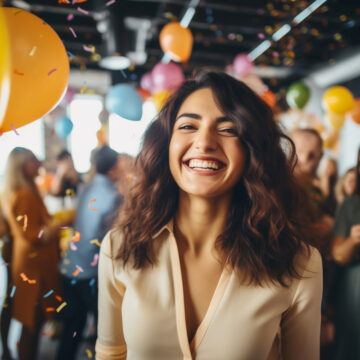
[105,0,115,6]
[10,123,19,135]
[69,27,77,38]
[38,229,44,238]
[90,254,99,266]
[48,68,57,76]
[83,45,93,52]
[70,242,78,251]
[76,265,84,272]
[77,7,89,15]
[67,14,74,21]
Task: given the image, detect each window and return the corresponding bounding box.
[109,100,157,157]
[68,95,103,173]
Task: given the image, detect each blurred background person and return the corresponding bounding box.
[56,145,123,360]
[290,128,335,357]
[1,148,65,360]
[331,147,360,360]
[318,157,338,217]
[0,198,12,360]
[50,150,82,202]
[335,167,357,205]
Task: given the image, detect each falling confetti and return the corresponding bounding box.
[77,7,89,15]
[73,268,81,277]
[66,188,75,197]
[80,84,88,93]
[105,0,116,6]
[88,199,100,211]
[10,286,16,298]
[69,27,77,38]
[56,302,67,313]
[56,295,63,302]
[43,290,54,298]
[73,331,77,338]
[72,231,80,242]
[90,239,101,247]
[67,14,74,21]
[48,68,57,76]
[13,69,24,76]
[70,242,78,251]
[46,307,55,312]
[76,265,84,272]
[90,254,99,266]
[11,124,20,135]
[85,349,93,358]
[29,46,37,56]
[38,229,44,238]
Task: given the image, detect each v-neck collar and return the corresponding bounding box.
[168,221,232,359]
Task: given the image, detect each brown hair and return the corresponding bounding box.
[356,146,360,195]
[113,70,318,286]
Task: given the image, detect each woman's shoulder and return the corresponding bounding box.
[100,229,123,259]
[294,245,322,279]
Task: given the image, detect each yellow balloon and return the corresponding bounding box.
[323,86,355,114]
[152,90,172,112]
[0,6,10,126]
[326,111,345,130]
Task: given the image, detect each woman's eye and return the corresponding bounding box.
[219,128,238,135]
[179,125,195,130]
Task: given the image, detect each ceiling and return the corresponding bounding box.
[5,0,360,90]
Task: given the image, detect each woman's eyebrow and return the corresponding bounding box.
[175,113,233,123]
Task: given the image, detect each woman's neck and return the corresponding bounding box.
[174,191,231,257]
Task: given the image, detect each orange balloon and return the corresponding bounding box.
[159,22,193,63]
[0,6,10,126]
[137,87,151,102]
[0,8,69,134]
[349,99,360,125]
[261,90,276,108]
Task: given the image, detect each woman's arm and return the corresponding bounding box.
[96,232,127,360]
[281,247,323,360]
[331,225,360,265]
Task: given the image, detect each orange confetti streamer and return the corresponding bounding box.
[88,199,100,211]
[73,268,80,277]
[46,307,55,312]
[55,295,63,302]
[72,231,80,242]
[14,69,24,76]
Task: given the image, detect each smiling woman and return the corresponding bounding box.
[96,70,323,360]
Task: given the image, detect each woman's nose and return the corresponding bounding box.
[194,127,217,152]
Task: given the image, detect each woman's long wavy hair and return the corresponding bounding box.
[113,70,318,286]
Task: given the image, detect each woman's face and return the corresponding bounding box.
[343,170,357,196]
[169,88,246,198]
[24,155,41,179]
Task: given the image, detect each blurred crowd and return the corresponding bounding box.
[0,130,359,360]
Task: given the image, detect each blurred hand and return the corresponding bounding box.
[350,224,360,245]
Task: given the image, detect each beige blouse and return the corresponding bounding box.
[96,219,322,360]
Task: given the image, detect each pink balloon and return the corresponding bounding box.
[233,53,254,78]
[152,62,185,92]
[60,87,76,107]
[140,72,154,93]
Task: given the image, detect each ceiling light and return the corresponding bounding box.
[99,55,131,70]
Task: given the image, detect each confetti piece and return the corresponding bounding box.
[55,295,63,302]
[105,0,115,6]
[56,302,67,312]
[85,349,93,358]
[43,290,54,298]
[46,307,55,312]
[42,332,54,337]
[69,27,77,38]
[77,6,89,14]
[90,239,101,247]
[73,331,77,338]
[66,188,75,197]
[11,123,20,135]
[10,286,16,298]
[20,272,37,284]
[80,84,88,93]
[48,68,57,76]
[120,70,127,78]
[14,69,24,76]
[76,265,84,272]
[72,231,80,242]
[23,214,28,231]
[89,278,95,286]
[70,242,78,251]
[88,199,100,211]
[29,46,37,56]
[73,268,80,277]
[67,14,74,21]
[16,215,23,221]
[38,229,44,238]
[90,253,99,267]
[83,45,93,52]
[67,51,75,58]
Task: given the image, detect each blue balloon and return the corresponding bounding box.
[54,116,73,138]
[105,84,143,121]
